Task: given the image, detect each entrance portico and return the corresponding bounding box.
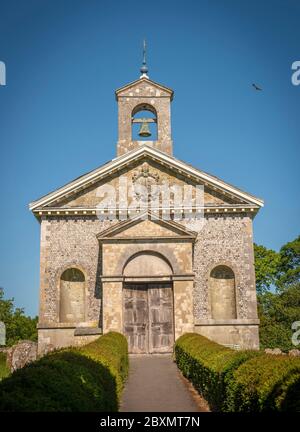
[98,213,196,352]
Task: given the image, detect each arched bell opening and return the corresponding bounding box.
[131,103,157,141]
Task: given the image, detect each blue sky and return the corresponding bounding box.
[0,0,299,316]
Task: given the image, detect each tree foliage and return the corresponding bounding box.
[258,284,300,351]
[0,288,38,347]
[254,235,300,352]
[254,244,280,294]
[277,235,300,290]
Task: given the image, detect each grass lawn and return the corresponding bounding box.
[0,352,10,381]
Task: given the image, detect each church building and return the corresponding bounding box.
[30,53,263,355]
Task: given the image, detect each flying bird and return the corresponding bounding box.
[252,83,262,91]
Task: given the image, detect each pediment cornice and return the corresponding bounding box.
[29,145,264,213]
[96,211,197,241]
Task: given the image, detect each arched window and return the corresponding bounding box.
[60,268,85,323]
[132,104,157,141]
[209,265,237,319]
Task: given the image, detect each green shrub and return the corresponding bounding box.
[174,333,261,411]
[226,354,300,412]
[0,332,128,412]
[0,352,10,381]
[80,331,129,399]
[175,333,300,412]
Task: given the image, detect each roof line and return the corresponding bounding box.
[115,77,174,100]
[29,145,264,210]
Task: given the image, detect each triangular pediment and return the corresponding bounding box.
[115,77,174,100]
[97,211,197,240]
[29,145,264,214]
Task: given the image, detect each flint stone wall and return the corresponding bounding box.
[38,212,259,350]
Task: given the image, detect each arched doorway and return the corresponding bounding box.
[123,252,174,354]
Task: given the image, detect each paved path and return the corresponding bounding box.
[120,355,207,412]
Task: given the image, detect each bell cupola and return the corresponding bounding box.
[115,41,174,156]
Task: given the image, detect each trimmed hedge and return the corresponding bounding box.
[175,333,300,412]
[226,354,300,412]
[175,333,261,411]
[0,332,128,412]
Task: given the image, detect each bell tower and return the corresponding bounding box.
[115,41,174,156]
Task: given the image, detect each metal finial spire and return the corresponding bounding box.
[140,39,149,78]
[142,39,146,64]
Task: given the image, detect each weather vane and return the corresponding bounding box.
[140,39,149,78]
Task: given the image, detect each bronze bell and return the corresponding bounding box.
[138,119,151,137]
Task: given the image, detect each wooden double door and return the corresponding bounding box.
[123,283,174,354]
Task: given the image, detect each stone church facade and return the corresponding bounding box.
[30,72,263,355]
